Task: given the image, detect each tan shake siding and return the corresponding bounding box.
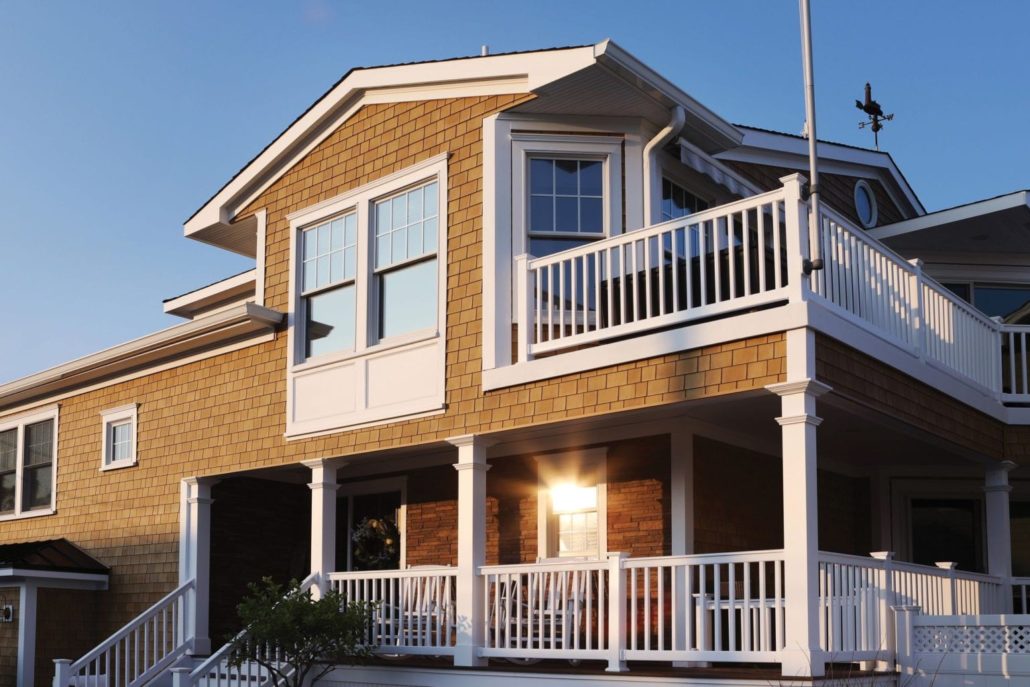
[815,334,1005,458]
[0,94,788,680]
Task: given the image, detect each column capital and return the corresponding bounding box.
[453,461,491,473]
[300,457,347,471]
[766,379,832,398]
[985,460,1017,492]
[446,434,499,449]
[775,414,823,427]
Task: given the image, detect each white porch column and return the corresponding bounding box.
[17,582,37,687]
[303,458,339,599]
[670,428,694,556]
[768,328,830,678]
[448,434,491,667]
[985,460,1016,608]
[180,477,216,656]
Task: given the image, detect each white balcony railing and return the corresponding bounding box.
[1015,577,1030,613]
[513,176,1030,406]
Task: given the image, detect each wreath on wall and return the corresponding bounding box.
[351,516,400,570]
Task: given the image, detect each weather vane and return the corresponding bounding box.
[856,82,893,150]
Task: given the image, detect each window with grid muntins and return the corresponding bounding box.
[0,414,56,517]
[529,158,604,235]
[661,177,710,221]
[0,429,15,514]
[302,213,358,358]
[110,421,132,462]
[374,181,439,340]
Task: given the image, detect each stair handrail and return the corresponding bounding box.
[185,572,320,686]
[54,578,195,687]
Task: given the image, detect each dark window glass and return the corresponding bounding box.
[1011,501,1030,577]
[911,498,982,572]
[973,285,1030,322]
[942,283,971,302]
[661,178,709,221]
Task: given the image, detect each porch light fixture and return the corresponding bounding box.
[0,593,11,623]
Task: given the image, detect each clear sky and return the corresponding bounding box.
[1,0,1028,383]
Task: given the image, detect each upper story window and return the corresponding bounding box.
[854,179,878,228]
[942,281,1030,324]
[374,181,439,341]
[0,407,58,519]
[100,404,138,471]
[302,213,358,358]
[512,134,623,259]
[661,177,710,221]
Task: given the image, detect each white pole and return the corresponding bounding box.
[799,0,823,270]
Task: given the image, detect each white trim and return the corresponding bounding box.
[870,190,1030,241]
[0,405,59,521]
[162,269,257,318]
[0,568,108,588]
[337,476,408,571]
[853,179,878,228]
[285,156,448,436]
[536,447,608,560]
[0,302,281,411]
[99,403,139,471]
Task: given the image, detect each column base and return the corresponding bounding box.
[780,648,825,677]
[605,659,628,673]
[188,636,212,656]
[452,646,487,667]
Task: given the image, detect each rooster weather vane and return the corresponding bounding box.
[856,82,893,150]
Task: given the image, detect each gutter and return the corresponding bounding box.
[643,106,686,225]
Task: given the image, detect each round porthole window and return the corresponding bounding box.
[854,180,877,228]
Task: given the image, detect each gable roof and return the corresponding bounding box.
[183,40,743,256]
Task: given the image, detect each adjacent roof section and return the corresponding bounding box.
[870,190,1030,258]
[716,125,925,218]
[0,539,108,575]
[183,40,743,256]
[164,268,257,320]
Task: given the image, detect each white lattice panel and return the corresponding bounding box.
[914,624,1030,654]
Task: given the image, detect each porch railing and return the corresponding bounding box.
[328,566,458,656]
[512,177,1030,405]
[1015,577,1030,613]
[53,579,194,687]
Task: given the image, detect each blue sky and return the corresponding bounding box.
[1,0,1028,383]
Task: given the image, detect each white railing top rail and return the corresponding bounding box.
[68,578,194,674]
[188,572,319,683]
[624,548,786,567]
[526,186,788,269]
[480,558,609,574]
[328,566,455,581]
[817,551,1005,585]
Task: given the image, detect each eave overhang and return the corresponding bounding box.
[0,303,283,413]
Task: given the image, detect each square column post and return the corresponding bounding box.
[448,434,491,667]
[17,582,37,687]
[303,458,339,599]
[670,428,698,665]
[180,477,217,655]
[985,461,1016,610]
[768,329,830,678]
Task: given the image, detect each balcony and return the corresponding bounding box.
[500,174,1030,414]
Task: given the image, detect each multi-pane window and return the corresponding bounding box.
[0,412,56,517]
[528,158,604,256]
[374,181,439,340]
[301,213,358,358]
[101,404,137,470]
[550,484,600,558]
[661,177,710,221]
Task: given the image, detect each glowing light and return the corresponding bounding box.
[550,483,597,514]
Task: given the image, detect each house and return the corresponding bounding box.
[0,40,1027,687]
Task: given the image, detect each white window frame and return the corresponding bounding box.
[854,179,878,228]
[287,154,449,372]
[337,477,407,571]
[0,405,59,521]
[658,158,713,222]
[536,447,608,560]
[100,404,138,471]
[511,133,623,259]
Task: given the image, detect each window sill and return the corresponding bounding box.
[0,507,55,523]
[101,458,138,472]
[292,328,439,374]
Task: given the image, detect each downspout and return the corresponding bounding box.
[643,105,686,226]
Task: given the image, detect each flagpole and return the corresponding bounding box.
[799,0,823,271]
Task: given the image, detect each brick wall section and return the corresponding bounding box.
[0,93,787,676]
[726,160,906,227]
[816,334,1004,458]
[0,587,16,687]
[606,435,670,557]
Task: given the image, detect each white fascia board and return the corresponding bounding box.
[594,39,742,149]
[163,269,257,318]
[719,127,925,215]
[183,46,599,238]
[0,302,282,410]
[0,568,109,590]
[869,191,1030,241]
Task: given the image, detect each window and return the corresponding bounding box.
[537,448,607,559]
[512,134,622,259]
[661,177,710,221]
[910,498,983,572]
[854,180,878,228]
[550,484,599,558]
[941,281,1030,323]
[101,404,137,470]
[374,181,439,340]
[0,408,57,519]
[301,213,358,358]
